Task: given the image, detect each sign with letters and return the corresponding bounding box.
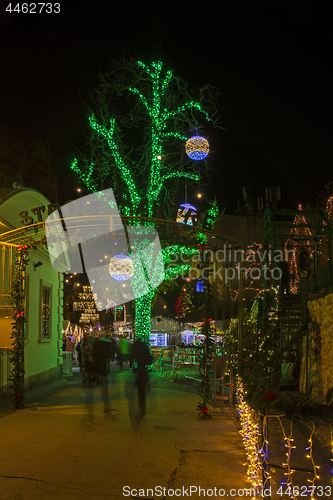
[19,203,62,225]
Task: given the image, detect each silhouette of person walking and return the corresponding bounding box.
[125,339,153,429]
[93,334,112,415]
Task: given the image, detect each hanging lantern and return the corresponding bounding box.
[108,254,134,281]
[185,135,209,161]
[176,203,198,226]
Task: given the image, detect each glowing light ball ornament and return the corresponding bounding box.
[109,254,134,281]
[185,135,209,161]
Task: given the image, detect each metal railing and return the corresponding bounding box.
[211,354,236,414]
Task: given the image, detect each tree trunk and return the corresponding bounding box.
[135,292,154,343]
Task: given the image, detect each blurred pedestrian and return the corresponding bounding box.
[109,336,117,362]
[119,336,132,370]
[126,339,153,429]
[66,336,75,359]
[76,338,83,371]
[100,333,113,373]
[93,334,112,415]
[81,337,94,384]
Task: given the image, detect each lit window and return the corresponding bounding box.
[40,282,51,340]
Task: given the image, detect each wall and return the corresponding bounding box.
[216,214,264,247]
[0,310,14,349]
[304,294,333,403]
[24,252,63,380]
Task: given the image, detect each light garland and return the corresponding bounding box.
[9,239,46,407]
[71,158,97,192]
[236,381,263,495]
[306,423,320,499]
[236,388,326,500]
[73,301,95,311]
[206,199,220,228]
[277,418,297,499]
[79,313,99,322]
[71,60,210,219]
[75,285,99,324]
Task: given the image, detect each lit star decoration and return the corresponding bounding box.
[185,135,209,161]
[109,254,134,281]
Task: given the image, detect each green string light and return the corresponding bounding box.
[70,59,213,342]
[206,199,220,228]
[71,159,98,192]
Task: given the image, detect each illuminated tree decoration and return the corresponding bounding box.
[70,58,218,342]
[285,204,312,294]
[176,203,198,226]
[75,285,99,323]
[109,254,134,281]
[185,135,209,161]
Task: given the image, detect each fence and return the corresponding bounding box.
[157,346,200,382]
[0,348,13,403]
[211,354,236,415]
[157,346,236,413]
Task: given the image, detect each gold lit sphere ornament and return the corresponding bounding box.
[108,254,134,281]
[185,135,209,161]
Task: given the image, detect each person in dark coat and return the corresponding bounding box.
[76,338,83,371]
[81,336,94,384]
[108,335,117,363]
[126,339,154,428]
[93,334,111,414]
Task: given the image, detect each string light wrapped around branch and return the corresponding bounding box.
[109,254,134,282]
[185,135,209,161]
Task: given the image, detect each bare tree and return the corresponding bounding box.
[0,137,60,202]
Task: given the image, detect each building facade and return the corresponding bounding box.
[0,187,63,392]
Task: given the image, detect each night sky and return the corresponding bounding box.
[1,1,332,213]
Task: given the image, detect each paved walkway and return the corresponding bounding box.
[0,365,251,499]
